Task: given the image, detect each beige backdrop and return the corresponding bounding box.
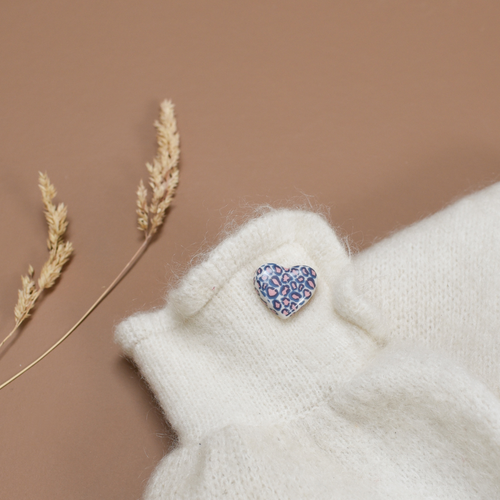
[1,1,499,498]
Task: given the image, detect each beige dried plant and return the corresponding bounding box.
[0,173,73,350]
[0,99,180,390]
[137,99,180,239]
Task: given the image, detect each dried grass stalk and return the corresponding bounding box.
[1,173,73,350]
[137,99,180,237]
[0,99,180,390]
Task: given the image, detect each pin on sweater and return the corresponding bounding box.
[253,263,317,318]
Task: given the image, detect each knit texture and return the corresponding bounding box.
[115,187,500,499]
[348,181,500,397]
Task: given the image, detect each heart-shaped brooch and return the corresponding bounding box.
[253,263,317,319]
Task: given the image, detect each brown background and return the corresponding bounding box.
[1,1,499,498]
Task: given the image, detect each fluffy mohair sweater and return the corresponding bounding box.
[115,183,500,499]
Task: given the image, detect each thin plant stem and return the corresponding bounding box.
[0,288,45,350]
[0,235,152,391]
[0,325,21,351]
[0,310,33,350]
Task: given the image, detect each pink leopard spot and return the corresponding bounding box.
[308,280,315,288]
[283,299,289,306]
[268,288,277,297]
[282,275,290,282]
[304,290,311,297]
[272,278,280,286]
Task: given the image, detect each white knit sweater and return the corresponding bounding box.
[115,183,500,499]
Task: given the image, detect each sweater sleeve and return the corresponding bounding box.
[349,181,500,396]
[115,204,500,500]
[115,209,378,445]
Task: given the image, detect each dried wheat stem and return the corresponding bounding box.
[0,235,151,391]
[0,174,72,351]
[0,295,40,350]
[138,99,180,238]
[0,319,31,351]
[0,99,179,390]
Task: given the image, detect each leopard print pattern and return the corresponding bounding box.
[253,263,317,319]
